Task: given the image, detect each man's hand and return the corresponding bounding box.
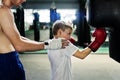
[44,38,69,49]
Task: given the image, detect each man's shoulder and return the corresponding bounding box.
[0,6,13,23]
[0,6,11,14]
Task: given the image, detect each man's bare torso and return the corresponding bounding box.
[0,23,15,53]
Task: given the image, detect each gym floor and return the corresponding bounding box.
[19,51,120,80]
[22,29,120,80]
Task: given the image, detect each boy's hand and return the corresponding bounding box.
[88,28,107,52]
[69,37,76,44]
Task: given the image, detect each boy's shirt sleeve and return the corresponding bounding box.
[64,42,79,57]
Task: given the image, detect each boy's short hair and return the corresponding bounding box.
[52,20,73,35]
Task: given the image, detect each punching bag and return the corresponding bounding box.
[75,10,85,46]
[50,8,61,39]
[50,8,57,39]
[74,9,91,47]
[109,27,120,63]
[73,0,91,47]
[50,8,58,23]
[16,5,25,37]
[86,0,120,63]
[86,0,120,27]
[33,12,40,41]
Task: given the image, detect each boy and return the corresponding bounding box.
[47,20,107,80]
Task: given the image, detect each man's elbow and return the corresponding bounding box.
[15,46,22,52]
[13,44,24,52]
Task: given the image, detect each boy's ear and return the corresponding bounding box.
[58,29,62,35]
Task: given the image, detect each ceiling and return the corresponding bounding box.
[26,0,79,3]
[22,0,80,9]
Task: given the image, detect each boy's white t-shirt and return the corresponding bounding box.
[47,42,79,80]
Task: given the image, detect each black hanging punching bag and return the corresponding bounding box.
[74,0,91,47]
[86,0,120,63]
[86,0,120,28]
[33,12,40,41]
[16,5,25,37]
[109,28,120,63]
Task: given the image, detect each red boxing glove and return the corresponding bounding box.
[88,28,107,52]
[69,37,76,44]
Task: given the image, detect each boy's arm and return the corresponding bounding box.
[73,47,91,59]
[73,28,107,59]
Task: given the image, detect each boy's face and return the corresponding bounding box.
[58,28,72,40]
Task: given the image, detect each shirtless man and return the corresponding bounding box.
[0,0,68,80]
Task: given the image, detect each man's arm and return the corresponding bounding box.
[0,7,68,52]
